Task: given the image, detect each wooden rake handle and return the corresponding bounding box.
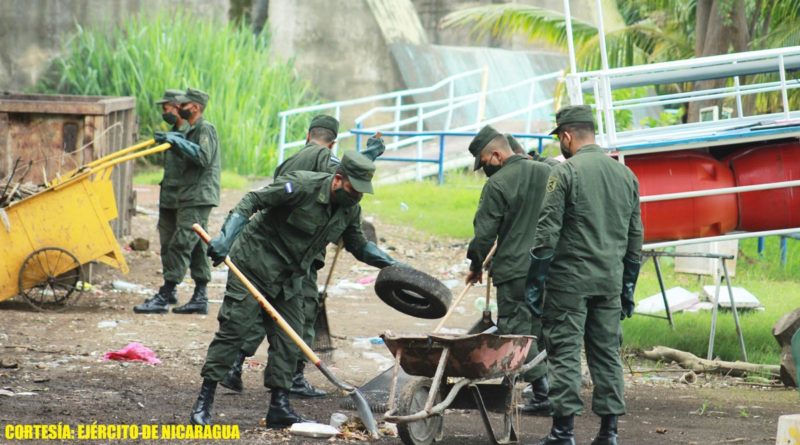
[434,241,498,332]
[192,224,321,365]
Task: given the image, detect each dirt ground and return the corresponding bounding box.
[1,185,798,444]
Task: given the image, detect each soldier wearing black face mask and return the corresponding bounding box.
[465,125,553,415]
[134,87,221,315]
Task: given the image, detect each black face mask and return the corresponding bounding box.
[178,107,193,120]
[334,187,361,207]
[482,163,501,177]
[162,112,178,126]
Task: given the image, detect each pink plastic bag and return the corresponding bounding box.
[103,342,161,365]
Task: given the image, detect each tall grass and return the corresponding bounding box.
[34,12,314,176]
[361,173,799,365]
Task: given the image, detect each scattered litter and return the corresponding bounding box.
[290,422,338,438]
[33,377,49,383]
[103,342,161,365]
[702,286,762,309]
[337,280,366,291]
[211,269,228,282]
[379,422,398,437]
[97,320,118,329]
[369,337,384,345]
[352,338,373,349]
[474,298,497,313]
[129,238,150,251]
[636,287,699,315]
[357,276,377,285]
[442,279,460,289]
[329,412,348,429]
[0,359,19,369]
[399,202,409,211]
[135,206,158,216]
[111,280,152,295]
[362,352,394,370]
[0,389,36,397]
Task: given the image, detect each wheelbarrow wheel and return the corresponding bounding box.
[18,247,83,312]
[397,376,444,445]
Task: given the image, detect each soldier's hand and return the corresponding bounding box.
[207,237,228,267]
[465,270,482,285]
[154,131,168,144]
[362,133,386,161]
[620,293,635,320]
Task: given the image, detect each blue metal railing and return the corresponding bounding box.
[349,129,554,184]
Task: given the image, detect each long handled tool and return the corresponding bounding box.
[434,242,497,332]
[313,241,343,358]
[192,224,380,439]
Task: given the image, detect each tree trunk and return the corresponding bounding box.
[640,346,780,378]
[773,308,800,387]
[687,0,750,122]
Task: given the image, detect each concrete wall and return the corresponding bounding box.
[0,0,227,92]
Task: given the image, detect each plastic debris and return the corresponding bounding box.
[111,280,152,295]
[441,279,460,289]
[289,422,339,438]
[329,412,348,429]
[357,276,377,285]
[103,342,161,365]
[97,320,118,329]
[399,202,409,211]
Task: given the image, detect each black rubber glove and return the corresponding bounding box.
[160,131,201,160]
[361,136,386,161]
[525,249,554,317]
[356,241,396,269]
[620,257,641,319]
[154,131,170,144]
[207,212,249,266]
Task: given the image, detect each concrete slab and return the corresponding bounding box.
[635,286,699,315]
[703,285,762,309]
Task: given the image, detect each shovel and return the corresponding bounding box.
[192,224,380,439]
[468,273,496,334]
[434,241,497,332]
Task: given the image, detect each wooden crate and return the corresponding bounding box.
[0,93,138,237]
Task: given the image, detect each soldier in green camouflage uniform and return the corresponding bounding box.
[465,126,553,415]
[188,152,397,428]
[134,88,221,315]
[526,106,643,445]
[505,133,561,167]
[221,115,342,398]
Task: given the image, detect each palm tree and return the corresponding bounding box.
[442,0,800,120]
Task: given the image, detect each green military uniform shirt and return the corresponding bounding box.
[533,144,643,294]
[176,117,221,207]
[467,155,552,284]
[275,142,339,177]
[159,121,191,209]
[228,171,369,299]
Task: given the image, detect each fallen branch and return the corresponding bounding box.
[639,346,780,378]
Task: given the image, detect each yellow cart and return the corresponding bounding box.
[0,140,169,311]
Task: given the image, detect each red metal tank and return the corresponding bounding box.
[625,151,738,242]
[725,142,800,231]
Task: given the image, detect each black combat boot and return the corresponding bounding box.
[220,351,247,393]
[531,415,575,445]
[189,379,217,425]
[133,282,177,314]
[289,361,326,398]
[266,388,309,429]
[590,415,619,445]
[172,281,208,314]
[520,375,552,416]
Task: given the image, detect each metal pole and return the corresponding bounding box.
[779,54,791,119]
[446,81,455,130]
[563,0,578,74]
[757,237,765,256]
[526,81,535,134]
[416,106,423,181]
[278,114,287,165]
[734,74,744,119]
[394,96,402,145]
[652,256,674,329]
[438,135,446,185]
[721,259,747,361]
[355,121,363,151]
[594,0,610,72]
[707,265,722,360]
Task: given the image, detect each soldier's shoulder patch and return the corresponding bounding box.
[547,176,558,192]
[284,182,293,194]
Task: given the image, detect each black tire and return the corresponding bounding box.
[374,265,451,319]
[397,377,443,445]
[362,220,378,244]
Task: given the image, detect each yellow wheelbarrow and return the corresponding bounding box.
[0,139,169,311]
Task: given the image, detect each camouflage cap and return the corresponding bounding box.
[467,125,502,170]
[175,87,209,107]
[340,151,376,194]
[309,114,339,137]
[155,89,184,105]
[549,105,594,135]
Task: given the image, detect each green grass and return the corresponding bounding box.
[362,173,800,365]
[134,169,249,190]
[33,11,314,176]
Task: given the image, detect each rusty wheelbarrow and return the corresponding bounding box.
[380,332,546,445]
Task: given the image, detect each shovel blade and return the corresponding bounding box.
[350,389,380,439]
[467,311,496,335]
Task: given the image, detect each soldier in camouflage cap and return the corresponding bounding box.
[134,86,220,316]
[190,151,401,429]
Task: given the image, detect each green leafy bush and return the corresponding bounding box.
[34,12,314,176]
